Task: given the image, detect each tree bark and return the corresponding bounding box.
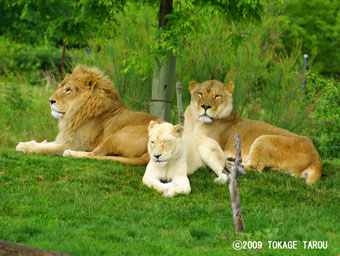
[158,0,173,29]
[150,55,176,121]
[150,0,176,122]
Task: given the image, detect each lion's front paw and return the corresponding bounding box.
[63,149,75,157]
[163,189,176,197]
[214,173,229,184]
[63,150,89,158]
[16,140,38,153]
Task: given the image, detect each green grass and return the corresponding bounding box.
[1,148,339,256]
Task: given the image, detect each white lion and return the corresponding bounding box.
[142,121,229,197]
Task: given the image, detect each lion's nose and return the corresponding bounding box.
[201,104,211,110]
[49,99,56,105]
[154,154,162,159]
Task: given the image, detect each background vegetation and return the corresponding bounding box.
[0,0,339,255]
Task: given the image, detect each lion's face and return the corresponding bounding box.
[147,121,184,166]
[49,65,118,120]
[189,80,234,123]
[49,77,90,119]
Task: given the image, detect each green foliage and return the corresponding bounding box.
[0,37,69,84]
[177,4,309,133]
[150,0,264,59]
[0,87,57,148]
[305,73,340,158]
[71,3,157,111]
[16,0,126,45]
[1,1,338,158]
[280,0,340,77]
[4,87,31,112]
[0,0,46,44]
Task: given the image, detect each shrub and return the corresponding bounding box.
[0,37,69,84]
[305,73,340,158]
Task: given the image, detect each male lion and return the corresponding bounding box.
[16,65,163,165]
[184,80,322,184]
[142,121,228,197]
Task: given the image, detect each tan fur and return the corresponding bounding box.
[142,121,228,197]
[16,65,163,165]
[184,80,322,184]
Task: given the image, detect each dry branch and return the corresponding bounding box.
[227,133,246,233]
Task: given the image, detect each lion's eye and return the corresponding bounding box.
[65,88,71,94]
[214,95,221,100]
[150,141,155,145]
[197,92,202,98]
[161,141,167,145]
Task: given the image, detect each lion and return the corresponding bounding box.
[16,65,163,165]
[184,80,322,184]
[142,121,229,197]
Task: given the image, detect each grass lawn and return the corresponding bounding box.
[0,148,339,256]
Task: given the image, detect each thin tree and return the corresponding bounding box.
[150,0,176,121]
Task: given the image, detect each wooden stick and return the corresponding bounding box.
[228,133,246,233]
[176,82,184,125]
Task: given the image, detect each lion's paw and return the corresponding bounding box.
[63,149,75,157]
[16,140,37,153]
[163,189,176,197]
[214,173,229,184]
[63,150,89,158]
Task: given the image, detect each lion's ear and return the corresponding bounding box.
[224,81,234,94]
[148,121,158,132]
[189,81,199,92]
[172,124,184,137]
[83,75,98,91]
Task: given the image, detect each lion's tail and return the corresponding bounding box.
[90,153,150,166]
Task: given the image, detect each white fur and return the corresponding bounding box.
[142,122,228,197]
[51,110,63,119]
[51,106,64,119]
[198,116,213,123]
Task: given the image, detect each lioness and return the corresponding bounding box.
[16,65,163,165]
[142,121,229,197]
[184,80,322,184]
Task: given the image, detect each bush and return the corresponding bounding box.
[176,4,310,134]
[305,73,340,158]
[0,37,69,84]
[280,0,340,77]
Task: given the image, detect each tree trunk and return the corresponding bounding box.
[60,41,66,81]
[150,0,176,122]
[150,55,176,121]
